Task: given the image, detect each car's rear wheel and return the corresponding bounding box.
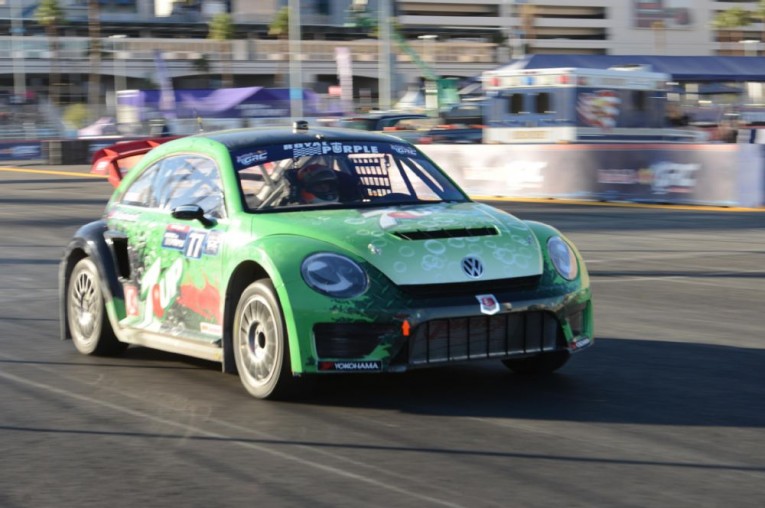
[67,257,126,356]
[502,351,570,375]
[233,279,300,400]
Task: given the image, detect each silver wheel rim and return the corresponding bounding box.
[70,266,99,345]
[238,294,279,387]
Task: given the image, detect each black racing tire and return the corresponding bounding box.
[67,257,127,356]
[502,350,571,375]
[233,279,303,400]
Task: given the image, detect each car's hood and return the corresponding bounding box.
[260,202,543,285]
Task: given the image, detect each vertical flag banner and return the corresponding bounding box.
[154,49,176,119]
[335,47,354,115]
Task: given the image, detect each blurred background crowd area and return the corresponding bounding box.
[1,0,765,140]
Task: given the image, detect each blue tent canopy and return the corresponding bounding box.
[496,55,765,82]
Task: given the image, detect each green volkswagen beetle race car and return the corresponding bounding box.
[59,122,593,399]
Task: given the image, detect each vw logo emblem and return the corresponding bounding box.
[462,256,484,279]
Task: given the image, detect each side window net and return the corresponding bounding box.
[158,156,225,218]
[351,155,391,198]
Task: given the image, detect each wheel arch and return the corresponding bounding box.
[221,260,270,374]
[221,235,343,376]
[59,221,123,342]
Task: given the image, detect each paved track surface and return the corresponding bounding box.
[1,164,764,508]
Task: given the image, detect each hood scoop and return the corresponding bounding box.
[393,226,498,241]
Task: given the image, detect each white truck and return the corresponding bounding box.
[482,66,700,143]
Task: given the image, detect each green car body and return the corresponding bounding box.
[60,124,593,399]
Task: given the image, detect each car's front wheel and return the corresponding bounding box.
[233,279,300,400]
[502,350,570,375]
[67,257,126,356]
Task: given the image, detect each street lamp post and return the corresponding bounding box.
[10,0,26,99]
[418,34,438,115]
[288,0,303,119]
[109,35,127,121]
[378,0,393,111]
[504,0,525,59]
[109,35,127,93]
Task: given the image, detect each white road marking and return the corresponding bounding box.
[0,366,467,508]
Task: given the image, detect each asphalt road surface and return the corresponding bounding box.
[1,164,764,508]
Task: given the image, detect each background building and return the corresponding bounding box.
[0,0,762,135]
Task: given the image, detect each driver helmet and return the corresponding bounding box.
[297,163,339,203]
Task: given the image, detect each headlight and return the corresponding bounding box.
[301,252,369,298]
[547,236,578,281]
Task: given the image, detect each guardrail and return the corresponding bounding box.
[13,137,763,208]
[422,143,764,208]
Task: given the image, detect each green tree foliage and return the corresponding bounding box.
[62,103,90,129]
[208,12,234,41]
[87,0,102,121]
[35,0,64,106]
[267,7,291,86]
[35,0,64,27]
[208,13,234,87]
[712,6,756,50]
[712,7,751,31]
[268,7,290,38]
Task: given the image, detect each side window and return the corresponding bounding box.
[507,93,524,114]
[536,92,553,113]
[238,161,284,209]
[632,90,647,111]
[119,163,160,207]
[155,155,225,218]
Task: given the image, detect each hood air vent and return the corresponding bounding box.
[394,226,498,241]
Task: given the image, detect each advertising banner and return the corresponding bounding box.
[117,87,340,121]
[335,47,354,116]
[633,1,692,29]
[419,144,762,207]
[0,141,42,160]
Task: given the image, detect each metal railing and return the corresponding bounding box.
[0,36,498,64]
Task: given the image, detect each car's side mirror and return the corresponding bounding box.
[172,204,215,227]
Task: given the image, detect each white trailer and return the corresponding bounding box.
[482,66,700,143]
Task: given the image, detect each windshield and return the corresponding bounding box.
[231,140,468,211]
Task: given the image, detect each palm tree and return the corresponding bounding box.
[754,0,765,48]
[88,0,102,119]
[268,6,290,38]
[208,12,234,88]
[268,6,290,87]
[712,7,752,50]
[35,0,64,106]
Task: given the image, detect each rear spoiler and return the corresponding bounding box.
[91,136,182,187]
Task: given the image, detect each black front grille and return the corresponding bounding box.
[398,275,540,299]
[407,311,562,366]
[313,323,398,359]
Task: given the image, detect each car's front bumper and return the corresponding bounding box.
[294,286,593,374]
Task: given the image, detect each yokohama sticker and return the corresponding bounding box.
[569,336,593,352]
[318,361,382,372]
